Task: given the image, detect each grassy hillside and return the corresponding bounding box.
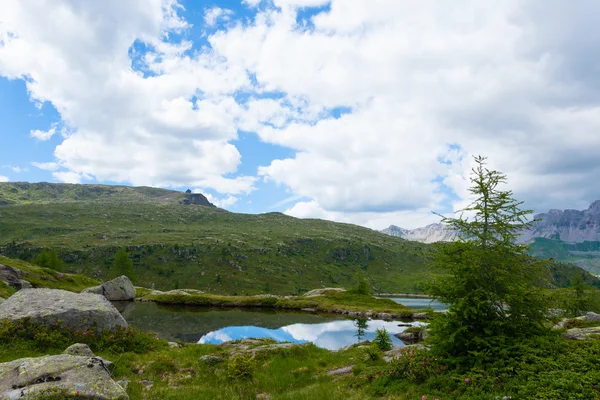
[0,182,596,295]
[529,237,600,275]
[0,183,432,295]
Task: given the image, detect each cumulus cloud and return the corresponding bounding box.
[209,0,600,225]
[0,0,253,195]
[0,176,8,182]
[3,0,600,228]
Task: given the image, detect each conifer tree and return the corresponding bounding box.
[427,156,549,367]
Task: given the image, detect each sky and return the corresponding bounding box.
[1,0,599,230]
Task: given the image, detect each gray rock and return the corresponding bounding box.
[303,288,346,297]
[64,343,95,357]
[0,288,128,332]
[562,326,600,340]
[83,275,136,301]
[198,355,224,365]
[0,298,4,305]
[586,312,600,321]
[0,354,128,399]
[326,366,354,376]
[168,342,183,348]
[395,328,428,344]
[0,264,32,291]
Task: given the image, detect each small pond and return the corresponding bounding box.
[383,296,447,311]
[117,302,422,351]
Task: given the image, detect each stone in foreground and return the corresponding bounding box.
[83,275,136,301]
[0,354,128,400]
[0,288,128,332]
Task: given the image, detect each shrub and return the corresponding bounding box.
[388,347,443,383]
[373,328,393,352]
[227,354,256,380]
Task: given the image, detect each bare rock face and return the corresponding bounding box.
[0,354,128,399]
[0,288,128,332]
[302,288,346,297]
[82,275,136,301]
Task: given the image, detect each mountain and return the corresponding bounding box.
[382,223,459,244]
[382,201,600,275]
[520,201,600,243]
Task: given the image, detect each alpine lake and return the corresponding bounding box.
[114,297,444,350]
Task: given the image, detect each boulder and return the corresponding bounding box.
[0,288,128,332]
[64,343,95,357]
[395,328,428,344]
[83,275,136,301]
[0,354,128,399]
[562,326,600,340]
[586,312,600,322]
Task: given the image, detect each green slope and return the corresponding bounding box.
[0,183,431,295]
[529,237,600,275]
[0,255,99,298]
[0,182,596,295]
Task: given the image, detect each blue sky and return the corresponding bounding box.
[1,0,600,229]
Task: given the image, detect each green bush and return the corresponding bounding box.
[387,347,444,383]
[373,328,393,352]
[227,354,256,380]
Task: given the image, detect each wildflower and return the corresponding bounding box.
[465,378,470,383]
[440,365,444,370]
[409,369,413,374]
[422,396,427,400]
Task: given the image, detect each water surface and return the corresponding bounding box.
[120,302,421,350]
[384,296,447,311]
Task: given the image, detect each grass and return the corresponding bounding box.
[142,291,415,317]
[0,255,98,296]
[3,317,600,399]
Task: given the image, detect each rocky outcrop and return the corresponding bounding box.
[83,275,136,301]
[0,354,128,399]
[0,264,32,290]
[0,288,128,332]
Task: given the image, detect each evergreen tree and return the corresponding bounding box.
[427,156,549,367]
[33,248,63,272]
[113,248,135,280]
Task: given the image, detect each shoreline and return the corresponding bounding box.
[376,293,433,298]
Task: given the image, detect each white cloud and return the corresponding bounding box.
[31,162,60,171]
[285,200,442,230]
[202,192,239,208]
[30,127,57,141]
[0,0,253,196]
[204,7,233,28]
[10,166,27,173]
[208,0,600,225]
[52,171,83,184]
[0,176,8,182]
[3,0,600,229]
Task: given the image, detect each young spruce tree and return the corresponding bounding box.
[427,156,549,367]
[113,248,135,280]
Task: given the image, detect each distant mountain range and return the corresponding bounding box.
[383,201,600,244]
[382,201,600,274]
[381,223,459,244]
